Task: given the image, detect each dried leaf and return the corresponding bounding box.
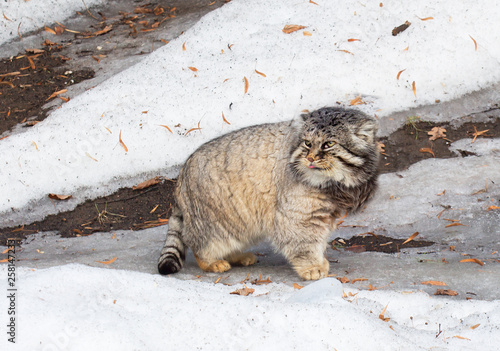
[435,289,458,296]
[396,69,406,80]
[428,126,447,141]
[46,89,68,101]
[419,17,434,21]
[487,205,500,212]
[230,284,255,296]
[337,49,354,55]
[251,274,272,285]
[96,257,117,265]
[469,35,477,51]
[255,69,266,77]
[25,48,44,54]
[303,31,312,36]
[185,121,202,135]
[182,42,186,51]
[347,38,360,42]
[45,26,56,35]
[26,56,35,69]
[379,304,390,322]
[351,278,368,283]
[188,66,198,72]
[419,148,435,157]
[160,125,173,133]
[350,96,365,106]
[54,25,64,35]
[445,222,465,228]
[421,280,447,286]
[244,76,249,94]
[293,283,304,290]
[3,11,13,21]
[402,232,419,245]
[309,0,319,4]
[460,258,484,266]
[282,24,307,34]
[452,335,470,340]
[32,141,39,151]
[392,21,411,36]
[133,176,161,190]
[0,71,21,78]
[150,204,159,214]
[338,276,350,284]
[412,81,416,98]
[437,190,446,196]
[470,324,480,330]
[160,39,170,44]
[0,258,9,263]
[119,130,128,152]
[222,112,230,125]
[93,25,112,36]
[48,194,72,201]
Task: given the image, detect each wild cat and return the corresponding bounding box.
[158,107,379,280]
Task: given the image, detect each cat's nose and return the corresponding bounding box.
[306,155,315,162]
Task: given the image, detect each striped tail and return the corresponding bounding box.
[158,207,186,275]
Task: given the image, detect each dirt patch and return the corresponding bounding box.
[0,46,94,136]
[332,234,435,254]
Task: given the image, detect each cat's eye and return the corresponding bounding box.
[303,140,312,148]
[322,141,336,149]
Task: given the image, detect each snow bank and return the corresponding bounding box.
[1,0,500,226]
[0,264,499,350]
[0,0,105,45]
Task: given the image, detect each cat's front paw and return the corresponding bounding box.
[295,259,330,280]
[227,252,257,266]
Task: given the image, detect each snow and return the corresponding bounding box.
[0,0,500,349]
[0,0,106,45]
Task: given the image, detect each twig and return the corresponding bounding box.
[82,0,100,21]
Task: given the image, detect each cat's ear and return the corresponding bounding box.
[300,111,311,121]
[356,118,378,144]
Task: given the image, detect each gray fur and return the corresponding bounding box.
[158,107,379,280]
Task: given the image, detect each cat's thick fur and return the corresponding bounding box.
[158,107,379,280]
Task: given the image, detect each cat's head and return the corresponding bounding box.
[289,107,379,188]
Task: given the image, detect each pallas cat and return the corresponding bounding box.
[158,107,379,280]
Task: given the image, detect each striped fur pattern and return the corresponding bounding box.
[158,107,379,280]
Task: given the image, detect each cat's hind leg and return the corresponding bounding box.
[226,252,257,267]
[194,254,232,273]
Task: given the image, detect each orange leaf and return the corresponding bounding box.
[402,232,419,245]
[350,96,365,106]
[188,66,198,72]
[421,280,446,286]
[160,39,170,44]
[351,278,368,283]
[119,130,128,152]
[255,69,266,77]
[185,121,202,136]
[230,284,255,296]
[96,257,117,265]
[46,88,68,101]
[337,49,354,55]
[309,0,319,4]
[419,148,435,157]
[48,194,72,201]
[470,324,480,330]
[132,176,161,190]
[396,69,406,80]
[460,258,484,266]
[379,304,390,322]
[293,283,304,290]
[222,112,230,125]
[244,76,249,94]
[469,35,477,51]
[419,17,434,21]
[251,274,272,285]
[26,56,35,69]
[487,205,500,212]
[445,222,465,228]
[160,125,173,133]
[347,38,360,42]
[182,42,186,51]
[44,26,56,35]
[303,31,312,36]
[435,289,458,296]
[3,11,13,21]
[54,25,64,35]
[452,336,470,341]
[412,81,416,98]
[93,25,112,36]
[282,24,307,34]
[32,141,39,151]
[0,259,8,263]
[437,190,446,196]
